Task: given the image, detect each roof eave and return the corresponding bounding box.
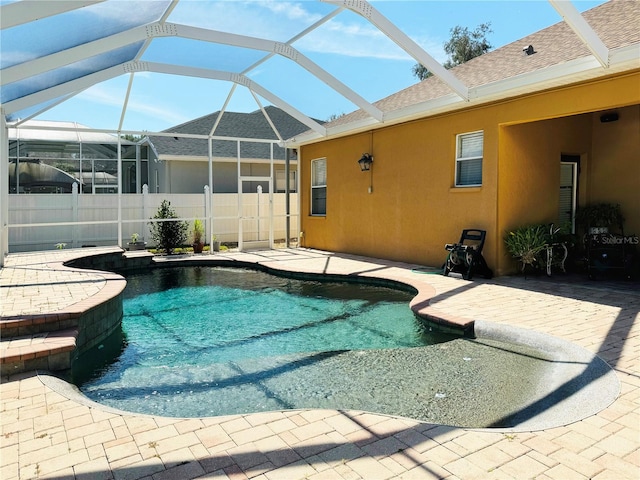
[288,43,640,148]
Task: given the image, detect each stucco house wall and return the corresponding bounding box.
[150,157,292,194]
[299,72,640,276]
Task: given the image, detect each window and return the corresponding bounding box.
[311,158,326,215]
[455,131,483,187]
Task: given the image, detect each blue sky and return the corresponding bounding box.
[33,0,607,133]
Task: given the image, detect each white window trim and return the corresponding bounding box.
[455,130,483,187]
[311,157,327,216]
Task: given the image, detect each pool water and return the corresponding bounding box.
[72,267,552,427]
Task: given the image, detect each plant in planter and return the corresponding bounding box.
[148,200,188,255]
[504,224,549,273]
[127,232,147,251]
[192,219,205,253]
[211,235,220,252]
[575,203,624,234]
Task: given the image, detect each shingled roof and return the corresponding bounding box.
[319,0,640,132]
[147,106,321,161]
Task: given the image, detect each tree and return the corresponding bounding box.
[412,23,492,81]
[122,134,142,142]
[148,200,188,255]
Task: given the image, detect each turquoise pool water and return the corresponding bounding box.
[73,266,551,427]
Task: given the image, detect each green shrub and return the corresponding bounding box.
[504,224,549,271]
[148,200,188,255]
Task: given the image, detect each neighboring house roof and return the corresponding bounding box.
[298,0,640,141]
[8,160,80,191]
[8,120,131,145]
[147,106,320,161]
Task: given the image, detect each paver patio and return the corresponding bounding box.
[1,247,638,479]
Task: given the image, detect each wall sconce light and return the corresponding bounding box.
[523,45,535,55]
[358,153,373,172]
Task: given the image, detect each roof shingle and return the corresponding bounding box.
[327,0,640,129]
[148,105,320,159]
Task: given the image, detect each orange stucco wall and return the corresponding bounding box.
[300,71,640,276]
[590,104,640,236]
[497,114,593,271]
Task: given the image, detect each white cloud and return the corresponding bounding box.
[77,84,190,125]
[257,0,323,22]
[296,18,446,63]
[167,1,319,40]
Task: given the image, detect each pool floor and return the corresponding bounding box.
[71,267,556,428]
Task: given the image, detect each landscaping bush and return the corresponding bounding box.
[148,200,188,255]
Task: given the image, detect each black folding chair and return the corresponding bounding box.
[443,229,493,280]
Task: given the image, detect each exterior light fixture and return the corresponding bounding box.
[523,45,535,55]
[358,153,373,171]
[600,112,619,123]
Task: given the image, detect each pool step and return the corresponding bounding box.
[0,327,78,374]
[0,312,81,338]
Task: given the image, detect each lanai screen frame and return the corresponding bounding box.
[0,0,622,266]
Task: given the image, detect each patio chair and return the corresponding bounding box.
[443,229,494,280]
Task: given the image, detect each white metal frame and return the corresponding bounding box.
[0,0,634,266]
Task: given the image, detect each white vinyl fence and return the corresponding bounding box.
[8,188,299,253]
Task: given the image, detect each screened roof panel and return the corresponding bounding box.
[293,9,417,105]
[165,0,338,42]
[0,1,170,69]
[141,38,268,74]
[2,43,144,104]
[248,54,359,121]
[295,7,412,63]
[5,96,70,124]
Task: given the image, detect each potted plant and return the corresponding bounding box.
[192,219,204,253]
[211,235,220,252]
[504,224,549,273]
[575,203,624,235]
[127,233,147,251]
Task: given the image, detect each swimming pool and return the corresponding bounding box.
[72,266,554,427]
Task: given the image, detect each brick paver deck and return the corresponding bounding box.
[1,247,638,479]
